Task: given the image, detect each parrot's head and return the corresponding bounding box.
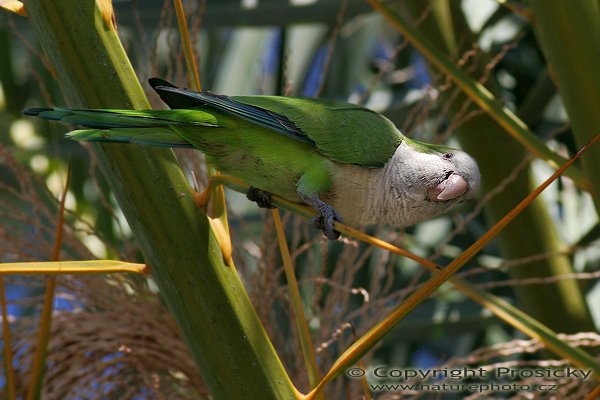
[403,139,480,204]
[377,139,480,226]
[425,148,480,203]
[324,137,480,227]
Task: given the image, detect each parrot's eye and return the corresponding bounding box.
[442,152,454,160]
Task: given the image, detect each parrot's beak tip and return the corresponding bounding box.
[428,173,469,201]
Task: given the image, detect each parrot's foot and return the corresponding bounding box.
[247,187,276,209]
[301,194,342,240]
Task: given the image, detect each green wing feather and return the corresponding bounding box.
[151,83,404,167]
[233,96,403,167]
[151,85,315,145]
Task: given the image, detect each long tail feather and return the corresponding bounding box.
[23,107,225,147]
[66,128,194,147]
[23,107,219,129]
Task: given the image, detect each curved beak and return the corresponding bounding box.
[428,173,468,201]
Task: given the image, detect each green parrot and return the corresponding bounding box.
[24,78,480,239]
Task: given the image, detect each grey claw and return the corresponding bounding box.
[301,194,342,240]
[312,209,342,240]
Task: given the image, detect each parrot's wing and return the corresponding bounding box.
[149,78,202,109]
[151,82,314,146]
[234,96,403,167]
[150,80,402,167]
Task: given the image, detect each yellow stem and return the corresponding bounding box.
[0,1,27,16]
[172,0,233,255]
[585,384,600,400]
[0,260,148,275]
[0,277,16,399]
[173,0,201,91]
[26,278,56,400]
[358,358,373,400]
[272,210,322,395]
[26,166,70,400]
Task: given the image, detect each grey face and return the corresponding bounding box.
[367,142,480,226]
[425,150,480,203]
[394,143,479,202]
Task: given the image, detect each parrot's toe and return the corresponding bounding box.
[312,207,342,240]
[300,193,343,240]
[312,215,340,240]
[247,187,276,209]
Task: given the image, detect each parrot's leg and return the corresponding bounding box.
[246,187,276,209]
[300,194,342,240]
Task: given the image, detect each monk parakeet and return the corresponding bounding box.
[24,78,479,239]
